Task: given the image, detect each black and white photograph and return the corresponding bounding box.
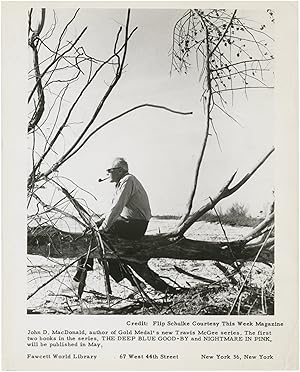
[2,2,298,370]
[26,6,276,316]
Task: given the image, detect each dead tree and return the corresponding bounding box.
[27,148,274,296]
[27,8,274,300]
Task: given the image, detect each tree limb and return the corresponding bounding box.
[28,9,46,133]
[173,147,274,236]
[179,16,212,223]
[60,104,193,166]
[28,26,88,104]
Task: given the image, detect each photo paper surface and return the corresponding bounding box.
[2,1,298,370]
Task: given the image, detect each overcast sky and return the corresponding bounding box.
[30,7,274,219]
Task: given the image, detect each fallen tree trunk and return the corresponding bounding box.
[27,150,274,294]
[27,225,274,293]
[27,227,273,263]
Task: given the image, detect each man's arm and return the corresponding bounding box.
[101,177,133,231]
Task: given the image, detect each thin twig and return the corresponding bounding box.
[228,226,274,314]
[174,265,215,284]
[27,247,98,300]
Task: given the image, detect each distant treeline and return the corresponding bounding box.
[153,203,263,227]
[153,215,181,220]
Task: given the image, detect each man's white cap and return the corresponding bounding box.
[106,157,129,172]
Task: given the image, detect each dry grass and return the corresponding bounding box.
[27,219,274,315]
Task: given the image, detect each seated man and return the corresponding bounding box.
[74,157,152,289]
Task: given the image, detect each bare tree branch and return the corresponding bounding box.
[28,26,88,104]
[173,147,274,236]
[28,9,46,133]
[58,104,193,167]
[28,13,138,187]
